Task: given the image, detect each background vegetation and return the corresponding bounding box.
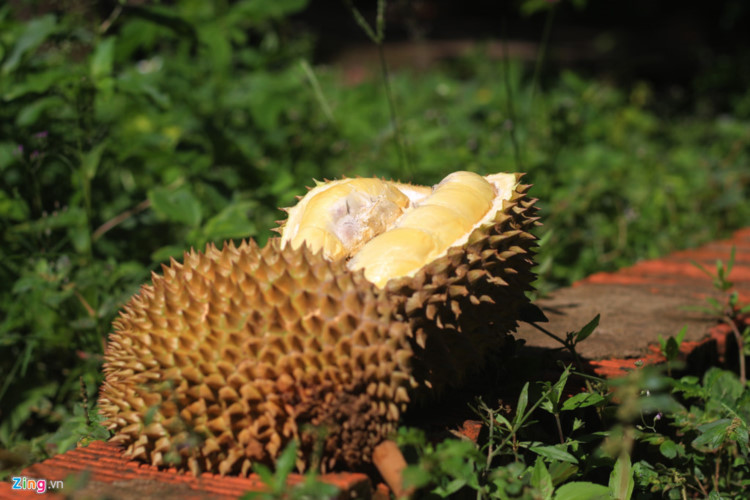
[1,0,749,497]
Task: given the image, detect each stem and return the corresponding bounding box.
[486,406,494,470]
[480,406,494,500]
[100,3,123,33]
[377,43,410,174]
[528,3,556,110]
[500,12,523,171]
[712,454,720,492]
[342,0,410,174]
[526,321,566,345]
[554,413,564,444]
[693,476,709,497]
[92,199,151,241]
[526,321,593,391]
[726,315,746,384]
[300,60,336,125]
[496,385,556,452]
[343,0,380,42]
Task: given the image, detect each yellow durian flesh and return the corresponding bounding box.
[282,171,518,288]
[282,178,411,260]
[349,172,497,286]
[347,228,440,287]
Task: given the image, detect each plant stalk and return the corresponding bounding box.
[500,11,523,171]
[725,315,746,384]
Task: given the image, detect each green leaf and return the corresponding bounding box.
[703,368,743,406]
[233,0,310,23]
[251,463,274,488]
[732,422,749,456]
[201,202,257,241]
[273,441,297,491]
[81,143,107,181]
[692,419,732,451]
[148,186,202,227]
[727,246,736,276]
[548,461,579,486]
[0,142,19,170]
[561,391,605,411]
[2,14,57,74]
[530,444,578,464]
[2,69,73,100]
[116,72,172,109]
[608,453,634,500]
[664,336,679,361]
[675,325,687,345]
[553,481,609,500]
[540,365,571,414]
[434,477,468,496]
[15,95,66,127]
[69,224,91,254]
[402,465,432,490]
[91,37,116,81]
[495,413,512,429]
[658,439,682,459]
[705,296,722,311]
[690,258,714,280]
[574,314,600,343]
[531,457,554,500]
[0,383,57,445]
[513,382,530,427]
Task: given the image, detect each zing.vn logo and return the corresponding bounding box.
[11,476,62,494]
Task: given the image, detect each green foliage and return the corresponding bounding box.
[241,442,339,500]
[658,325,688,376]
[2,0,750,495]
[399,359,750,499]
[635,368,750,498]
[1,0,319,468]
[689,246,750,383]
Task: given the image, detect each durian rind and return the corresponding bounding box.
[99,239,413,475]
[385,174,539,394]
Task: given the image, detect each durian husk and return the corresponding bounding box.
[99,240,414,474]
[385,175,539,395]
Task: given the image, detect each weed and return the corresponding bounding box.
[240,442,339,500]
[658,326,688,377]
[691,246,750,383]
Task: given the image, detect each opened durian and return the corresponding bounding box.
[99,170,538,476]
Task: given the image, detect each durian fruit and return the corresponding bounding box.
[99,170,538,477]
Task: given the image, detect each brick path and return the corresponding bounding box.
[517,227,750,376]
[2,228,749,500]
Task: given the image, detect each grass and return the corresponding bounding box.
[1,0,750,497]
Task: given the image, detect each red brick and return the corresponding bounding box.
[1,441,371,500]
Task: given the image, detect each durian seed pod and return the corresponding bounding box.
[280,171,540,396]
[99,240,414,474]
